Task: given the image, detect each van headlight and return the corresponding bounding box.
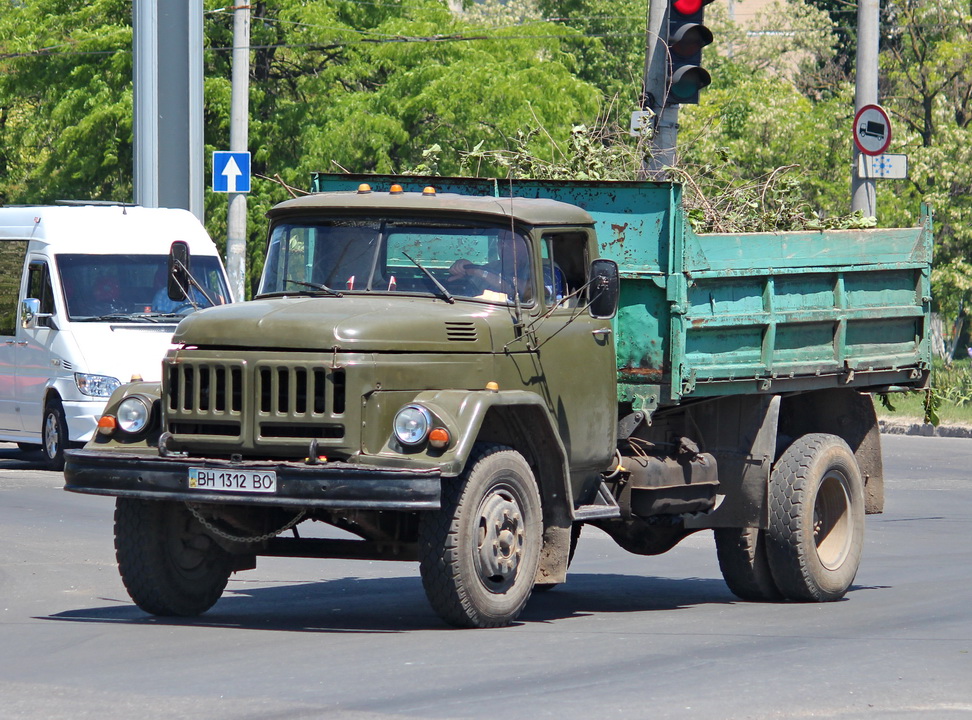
[393,404,433,446]
[75,372,121,397]
[116,396,151,434]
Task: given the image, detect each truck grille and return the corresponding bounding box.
[164,357,347,447]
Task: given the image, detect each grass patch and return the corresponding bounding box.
[876,356,972,426]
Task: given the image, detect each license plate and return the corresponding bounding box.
[188,467,277,493]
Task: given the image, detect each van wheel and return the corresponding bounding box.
[419,444,543,628]
[765,434,865,602]
[714,526,784,602]
[42,398,69,471]
[114,498,232,616]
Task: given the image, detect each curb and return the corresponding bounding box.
[879,419,972,439]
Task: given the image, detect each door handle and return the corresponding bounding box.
[16,341,28,346]
[591,328,612,337]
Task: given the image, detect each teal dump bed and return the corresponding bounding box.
[312,174,932,410]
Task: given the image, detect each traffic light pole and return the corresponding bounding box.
[642,0,675,176]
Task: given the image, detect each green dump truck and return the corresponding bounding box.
[64,176,932,628]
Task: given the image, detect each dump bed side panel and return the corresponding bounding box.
[673,218,932,402]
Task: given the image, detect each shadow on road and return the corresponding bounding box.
[0,444,50,470]
[40,572,736,633]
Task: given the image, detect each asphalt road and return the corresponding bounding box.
[1,435,970,720]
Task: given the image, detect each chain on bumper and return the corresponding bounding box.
[184,502,306,544]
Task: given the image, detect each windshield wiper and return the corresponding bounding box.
[74,313,160,323]
[401,251,454,304]
[283,279,344,297]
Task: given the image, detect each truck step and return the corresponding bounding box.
[573,481,621,521]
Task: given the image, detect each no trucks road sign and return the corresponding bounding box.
[854,104,892,156]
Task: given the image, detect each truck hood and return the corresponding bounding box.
[59,321,179,383]
[172,296,509,352]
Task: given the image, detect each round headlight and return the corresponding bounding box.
[393,404,433,446]
[116,396,151,434]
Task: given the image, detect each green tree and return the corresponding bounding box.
[0,0,132,204]
[878,0,972,263]
[1,0,601,296]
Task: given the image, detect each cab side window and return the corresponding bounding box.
[541,232,589,308]
[0,240,28,336]
[27,261,56,325]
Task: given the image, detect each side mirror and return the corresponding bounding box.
[588,259,620,319]
[21,298,53,330]
[168,241,191,302]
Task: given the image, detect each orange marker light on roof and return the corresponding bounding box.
[422,186,436,196]
[357,183,372,194]
[389,184,404,194]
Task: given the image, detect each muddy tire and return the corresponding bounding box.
[418,444,543,628]
[114,498,232,616]
[42,397,69,471]
[714,526,784,602]
[765,434,865,602]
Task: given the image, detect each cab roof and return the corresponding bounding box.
[0,204,217,254]
[268,189,596,228]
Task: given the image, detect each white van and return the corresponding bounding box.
[0,202,231,468]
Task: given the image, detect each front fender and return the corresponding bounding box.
[85,381,163,451]
[406,388,566,475]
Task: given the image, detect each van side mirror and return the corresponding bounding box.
[168,241,191,302]
[588,259,620,319]
[21,298,54,330]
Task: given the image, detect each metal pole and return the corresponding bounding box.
[642,0,676,177]
[851,0,879,217]
[133,1,203,220]
[225,4,251,303]
[133,0,158,208]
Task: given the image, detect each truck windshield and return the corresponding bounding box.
[259,218,535,305]
[55,254,230,321]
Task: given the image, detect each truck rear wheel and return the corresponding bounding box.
[714,526,783,602]
[765,434,865,602]
[114,498,232,616]
[418,444,542,628]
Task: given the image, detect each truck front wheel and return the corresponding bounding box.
[114,498,232,616]
[418,444,543,628]
[765,434,865,602]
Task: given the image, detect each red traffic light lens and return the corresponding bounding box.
[673,0,703,14]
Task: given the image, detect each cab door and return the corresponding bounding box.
[0,240,29,432]
[530,231,616,501]
[16,259,58,435]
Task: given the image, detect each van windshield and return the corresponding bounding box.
[55,254,230,321]
[258,218,535,305]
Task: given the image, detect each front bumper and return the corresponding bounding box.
[63,449,441,510]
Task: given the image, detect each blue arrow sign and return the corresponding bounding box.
[212,151,251,193]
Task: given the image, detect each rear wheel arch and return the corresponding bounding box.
[778,388,883,513]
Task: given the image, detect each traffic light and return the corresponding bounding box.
[666,0,715,105]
